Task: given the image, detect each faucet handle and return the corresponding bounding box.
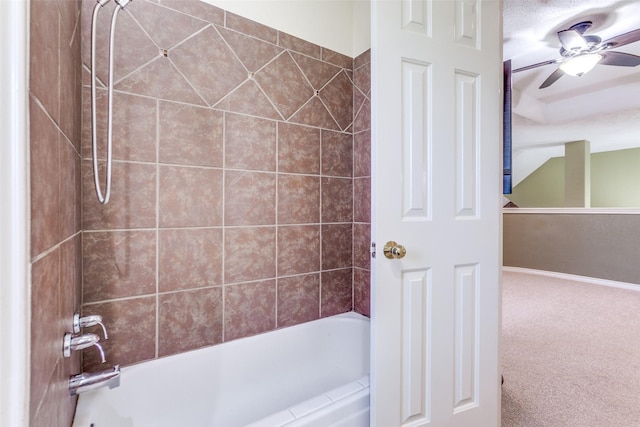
[73,313,108,339]
[63,332,106,363]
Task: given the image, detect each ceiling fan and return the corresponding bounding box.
[513,21,640,89]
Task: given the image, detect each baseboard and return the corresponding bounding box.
[503,266,640,292]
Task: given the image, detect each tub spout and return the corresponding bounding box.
[69,364,121,395]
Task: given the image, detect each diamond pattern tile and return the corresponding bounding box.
[130,0,208,50]
[354,86,367,119]
[354,62,371,97]
[354,57,369,106]
[115,56,206,105]
[319,71,353,131]
[255,51,314,119]
[218,26,282,73]
[215,80,281,120]
[170,25,247,106]
[82,1,159,84]
[353,98,371,134]
[291,52,341,90]
[289,96,340,131]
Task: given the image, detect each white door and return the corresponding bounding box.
[371,0,502,426]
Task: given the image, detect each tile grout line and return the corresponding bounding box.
[81,269,354,307]
[319,129,324,319]
[83,85,354,136]
[83,222,355,234]
[81,156,353,179]
[351,63,356,313]
[274,121,279,329]
[155,97,160,359]
[351,82,356,311]
[221,110,226,343]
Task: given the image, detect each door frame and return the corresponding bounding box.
[0,0,30,425]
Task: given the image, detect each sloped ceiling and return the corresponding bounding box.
[504,0,640,185]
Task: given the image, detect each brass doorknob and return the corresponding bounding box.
[383,241,406,259]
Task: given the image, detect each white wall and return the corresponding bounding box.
[0,0,30,425]
[203,0,371,57]
[352,0,370,56]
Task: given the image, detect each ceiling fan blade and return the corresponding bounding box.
[603,28,640,48]
[558,29,587,51]
[600,51,640,67]
[539,68,564,89]
[512,59,558,73]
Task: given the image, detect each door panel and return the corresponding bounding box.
[401,268,431,424]
[401,59,432,219]
[455,71,478,218]
[453,263,478,412]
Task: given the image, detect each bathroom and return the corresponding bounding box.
[1,0,503,426]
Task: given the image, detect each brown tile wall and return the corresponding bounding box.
[29,0,83,426]
[353,50,371,317]
[80,0,371,371]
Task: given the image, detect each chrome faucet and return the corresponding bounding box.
[69,364,121,395]
[73,313,109,339]
[63,332,106,363]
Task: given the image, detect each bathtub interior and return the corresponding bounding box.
[73,313,370,427]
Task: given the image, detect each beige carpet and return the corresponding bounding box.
[502,271,640,427]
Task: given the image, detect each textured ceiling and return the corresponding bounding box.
[503,0,640,184]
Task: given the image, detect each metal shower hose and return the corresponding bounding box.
[90,0,132,204]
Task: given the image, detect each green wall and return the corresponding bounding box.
[592,148,640,207]
[507,147,640,208]
[507,157,564,207]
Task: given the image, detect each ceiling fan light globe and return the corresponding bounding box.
[559,53,603,76]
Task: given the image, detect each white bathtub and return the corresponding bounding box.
[73,312,370,427]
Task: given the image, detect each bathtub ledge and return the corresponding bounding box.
[245,375,370,427]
